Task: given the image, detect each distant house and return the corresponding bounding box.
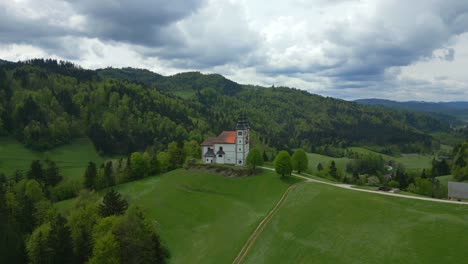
[448,182,468,200]
[201,115,250,165]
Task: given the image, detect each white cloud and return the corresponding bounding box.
[0,0,468,101]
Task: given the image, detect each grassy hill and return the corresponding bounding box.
[243,182,468,264]
[0,137,104,180]
[307,153,352,174]
[56,169,301,264]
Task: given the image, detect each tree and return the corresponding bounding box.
[84,162,97,189]
[48,214,73,263]
[104,161,115,187]
[292,149,308,174]
[99,189,128,217]
[157,152,170,173]
[328,161,339,180]
[88,232,120,264]
[67,195,99,263]
[317,163,324,172]
[44,160,62,187]
[183,140,201,159]
[27,160,44,183]
[274,151,292,177]
[148,154,161,175]
[26,223,52,264]
[130,152,146,179]
[246,147,263,170]
[263,151,269,162]
[168,142,185,169]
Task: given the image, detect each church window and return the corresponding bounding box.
[219,146,223,151]
[238,131,242,136]
[238,160,242,164]
[218,155,223,157]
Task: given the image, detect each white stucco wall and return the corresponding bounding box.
[214,143,236,164]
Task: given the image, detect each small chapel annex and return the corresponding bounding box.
[201,114,250,165]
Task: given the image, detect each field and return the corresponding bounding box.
[306,153,351,174]
[57,168,301,264]
[349,147,434,172]
[243,182,468,264]
[0,137,105,181]
[308,147,434,177]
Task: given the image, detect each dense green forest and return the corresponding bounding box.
[0,59,460,155]
[355,99,468,123]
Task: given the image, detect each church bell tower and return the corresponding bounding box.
[235,113,250,166]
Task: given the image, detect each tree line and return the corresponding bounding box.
[0,59,454,156]
[0,163,169,263]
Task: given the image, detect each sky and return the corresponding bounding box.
[1,0,468,101]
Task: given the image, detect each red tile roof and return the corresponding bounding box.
[201,131,236,145]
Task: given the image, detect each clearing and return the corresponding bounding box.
[56,168,301,264]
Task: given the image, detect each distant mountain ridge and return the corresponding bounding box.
[355,99,468,123]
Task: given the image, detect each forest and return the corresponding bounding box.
[0,59,459,156]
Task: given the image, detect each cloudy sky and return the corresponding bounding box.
[1,0,468,101]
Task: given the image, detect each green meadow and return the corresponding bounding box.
[57,169,301,264]
[0,137,104,180]
[306,153,351,174]
[244,182,468,264]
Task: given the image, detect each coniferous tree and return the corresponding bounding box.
[99,189,128,217]
[317,163,324,172]
[28,160,44,183]
[104,161,115,187]
[84,162,97,189]
[329,161,338,180]
[48,214,73,264]
[45,160,62,187]
[263,151,269,162]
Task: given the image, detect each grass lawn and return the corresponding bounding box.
[56,168,301,264]
[349,146,433,172]
[172,91,196,99]
[394,154,433,172]
[243,182,468,264]
[0,137,105,180]
[307,153,351,174]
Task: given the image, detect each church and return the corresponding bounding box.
[201,115,250,165]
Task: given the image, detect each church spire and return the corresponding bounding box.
[236,112,249,130]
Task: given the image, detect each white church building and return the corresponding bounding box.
[201,115,250,165]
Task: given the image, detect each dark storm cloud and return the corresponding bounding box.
[0,0,206,57]
[315,0,468,83]
[66,0,204,46]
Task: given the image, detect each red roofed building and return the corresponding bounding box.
[201,114,250,165]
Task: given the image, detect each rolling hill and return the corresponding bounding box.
[0,59,458,156]
[56,168,301,264]
[355,99,468,123]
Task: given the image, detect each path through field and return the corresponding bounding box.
[232,167,468,264]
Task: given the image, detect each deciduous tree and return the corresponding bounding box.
[292,149,308,174]
[274,151,292,177]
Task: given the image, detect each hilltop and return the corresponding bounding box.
[355,99,468,124]
[0,59,461,156]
